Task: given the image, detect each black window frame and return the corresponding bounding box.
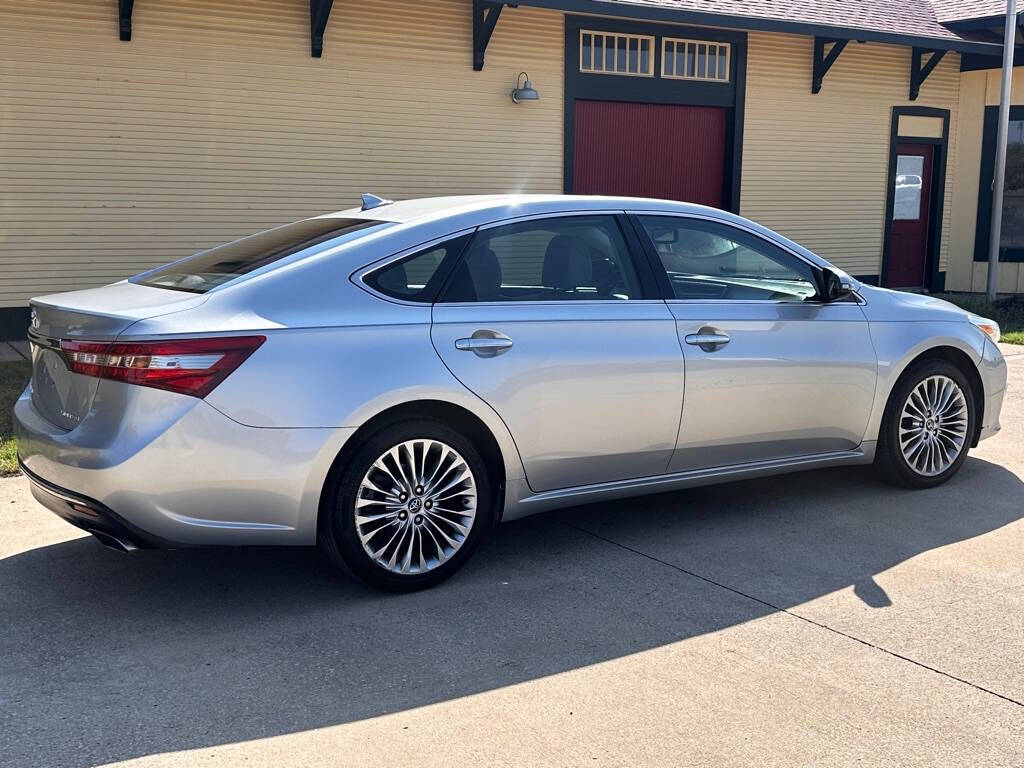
[974,104,1024,263]
[626,213,834,302]
[435,213,663,303]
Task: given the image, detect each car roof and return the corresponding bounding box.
[322,194,727,225]
[315,193,834,272]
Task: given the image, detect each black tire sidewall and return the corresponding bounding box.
[879,359,976,489]
[320,418,494,591]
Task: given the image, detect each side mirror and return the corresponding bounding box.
[820,269,853,302]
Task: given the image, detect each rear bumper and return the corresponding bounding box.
[21,462,174,551]
[14,380,353,547]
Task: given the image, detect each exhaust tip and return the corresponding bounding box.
[89,529,139,553]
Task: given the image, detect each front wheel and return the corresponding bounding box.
[319,419,494,591]
[875,358,976,489]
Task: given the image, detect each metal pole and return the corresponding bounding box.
[986,0,1017,301]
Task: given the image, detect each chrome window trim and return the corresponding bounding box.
[474,209,628,231]
[628,209,867,307]
[433,299,668,309]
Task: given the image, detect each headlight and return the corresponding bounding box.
[968,313,1001,344]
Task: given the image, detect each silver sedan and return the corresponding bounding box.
[14,195,1007,590]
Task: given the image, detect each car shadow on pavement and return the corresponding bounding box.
[2,457,1021,767]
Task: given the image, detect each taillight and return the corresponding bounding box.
[60,336,266,398]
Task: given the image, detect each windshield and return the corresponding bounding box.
[134,217,389,293]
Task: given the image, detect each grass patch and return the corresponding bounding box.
[932,293,1024,345]
[0,360,31,476]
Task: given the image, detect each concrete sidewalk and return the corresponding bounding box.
[1,355,1022,768]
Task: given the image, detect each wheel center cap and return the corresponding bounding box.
[408,497,422,513]
[926,419,935,430]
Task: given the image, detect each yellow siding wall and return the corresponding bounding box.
[741,33,961,279]
[947,67,1024,293]
[0,0,564,307]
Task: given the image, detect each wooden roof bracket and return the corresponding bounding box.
[473,0,506,71]
[910,47,947,100]
[812,37,849,93]
[311,0,334,58]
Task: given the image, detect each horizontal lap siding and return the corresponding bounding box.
[0,0,564,306]
[741,33,960,278]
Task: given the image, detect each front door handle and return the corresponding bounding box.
[455,331,513,357]
[684,327,730,352]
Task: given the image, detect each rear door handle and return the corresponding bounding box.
[455,331,513,357]
[684,328,730,352]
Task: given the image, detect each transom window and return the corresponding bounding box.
[662,38,730,82]
[580,30,654,77]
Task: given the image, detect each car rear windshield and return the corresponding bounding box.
[133,217,389,293]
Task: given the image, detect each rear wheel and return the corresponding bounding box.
[320,419,493,591]
[875,358,975,489]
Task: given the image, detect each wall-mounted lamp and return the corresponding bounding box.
[511,72,539,103]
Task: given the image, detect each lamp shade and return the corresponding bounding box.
[511,73,540,103]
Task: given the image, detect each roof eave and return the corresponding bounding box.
[509,0,1004,54]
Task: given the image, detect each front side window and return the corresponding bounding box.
[639,216,818,301]
[363,235,470,302]
[439,216,641,303]
[135,217,388,294]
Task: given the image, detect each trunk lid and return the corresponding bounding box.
[28,282,208,430]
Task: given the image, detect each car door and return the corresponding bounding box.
[632,213,877,472]
[430,213,684,492]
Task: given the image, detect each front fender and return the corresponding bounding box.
[863,320,986,442]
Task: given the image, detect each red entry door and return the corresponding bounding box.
[573,100,727,207]
[886,143,934,288]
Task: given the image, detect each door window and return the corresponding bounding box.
[639,216,818,301]
[893,155,925,221]
[439,216,642,302]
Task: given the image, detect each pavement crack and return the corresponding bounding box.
[563,520,1024,709]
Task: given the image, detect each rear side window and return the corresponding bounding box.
[438,216,641,302]
[363,235,471,303]
[134,217,388,293]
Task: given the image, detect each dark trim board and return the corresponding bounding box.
[562,15,747,213]
[974,104,1024,263]
[514,0,1000,54]
[853,274,880,286]
[879,106,950,290]
[961,47,1024,71]
[0,307,30,341]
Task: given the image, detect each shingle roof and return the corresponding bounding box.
[605,0,965,41]
[928,0,1010,24]
[517,0,1005,52]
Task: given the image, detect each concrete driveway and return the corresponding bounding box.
[2,348,1022,768]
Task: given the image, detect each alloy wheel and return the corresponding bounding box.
[898,375,969,477]
[354,439,477,574]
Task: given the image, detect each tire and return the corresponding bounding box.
[875,357,976,489]
[319,418,494,591]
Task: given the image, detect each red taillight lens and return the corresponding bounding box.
[60,336,266,398]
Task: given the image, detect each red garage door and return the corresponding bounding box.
[573,100,727,207]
